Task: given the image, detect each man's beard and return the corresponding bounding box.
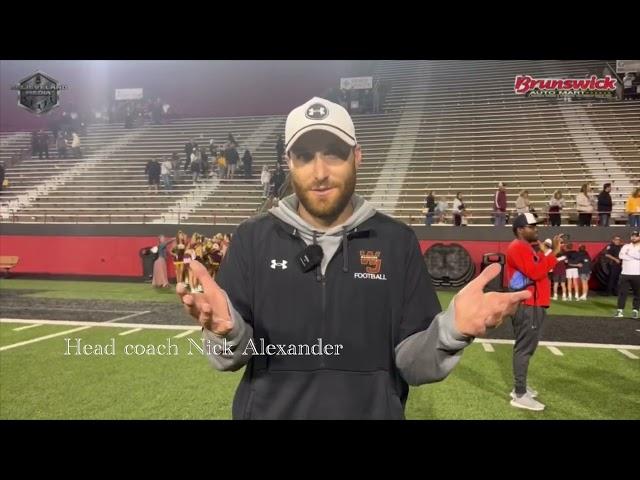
[291,165,356,226]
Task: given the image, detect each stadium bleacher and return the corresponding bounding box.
[1,60,638,226]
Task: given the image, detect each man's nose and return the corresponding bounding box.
[311,153,330,180]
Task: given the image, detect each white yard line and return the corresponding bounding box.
[482,342,495,353]
[474,338,640,350]
[0,311,151,352]
[118,328,143,336]
[1,306,143,314]
[173,330,196,339]
[1,318,199,331]
[1,325,95,352]
[617,349,639,360]
[547,346,564,356]
[107,311,151,323]
[12,323,44,331]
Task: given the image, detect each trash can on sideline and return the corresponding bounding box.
[139,246,157,282]
[481,253,505,292]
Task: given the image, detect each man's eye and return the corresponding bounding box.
[293,152,314,161]
[324,148,349,159]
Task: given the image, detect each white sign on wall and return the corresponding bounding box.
[115,88,144,101]
[616,60,640,73]
[340,77,373,90]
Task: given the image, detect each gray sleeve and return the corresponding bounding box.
[394,298,473,386]
[202,290,253,372]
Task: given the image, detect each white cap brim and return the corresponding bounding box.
[285,124,357,152]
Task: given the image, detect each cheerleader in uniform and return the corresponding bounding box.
[185,232,204,292]
[171,230,188,285]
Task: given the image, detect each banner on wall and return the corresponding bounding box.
[340,77,373,90]
[115,88,144,101]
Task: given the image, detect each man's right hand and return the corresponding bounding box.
[551,234,563,255]
[176,260,233,336]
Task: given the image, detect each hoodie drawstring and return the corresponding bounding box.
[342,227,349,273]
[313,230,321,282]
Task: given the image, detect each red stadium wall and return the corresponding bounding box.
[0,235,607,280]
[0,235,174,279]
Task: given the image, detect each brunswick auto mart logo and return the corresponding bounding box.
[514,75,617,97]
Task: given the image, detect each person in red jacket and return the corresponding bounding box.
[506,213,562,411]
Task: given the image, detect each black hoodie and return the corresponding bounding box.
[203,195,471,419]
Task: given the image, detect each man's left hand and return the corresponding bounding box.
[453,264,531,337]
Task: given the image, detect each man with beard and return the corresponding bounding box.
[506,213,563,411]
[177,97,531,420]
[615,231,640,319]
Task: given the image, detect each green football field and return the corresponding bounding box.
[1,279,638,419]
[0,278,625,317]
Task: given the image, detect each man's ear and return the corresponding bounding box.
[354,145,362,169]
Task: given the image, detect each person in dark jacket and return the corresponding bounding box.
[225,144,239,179]
[604,235,623,296]
[31,131,40,157]
[184,140,194,172]
[242,149,253,179]
[424,190,435,226]
[494,182,508,226]
[176,97,529,420]
[574,245,592,301]
[144,159,161,193]
[56,133,68,159]
[275,134,285,164]
[201,149,210,179]
[597,183,613,227]
[272,163,285,199]
[37,130,49,159]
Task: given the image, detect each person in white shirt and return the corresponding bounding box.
[452,192,466,227]
[161,158,173,190]
[260,165,272,198]
[576,183,595,227]
[435,197,448,224]
[515,190,531,215]
[615,230,640,318]
[70,132,82,158]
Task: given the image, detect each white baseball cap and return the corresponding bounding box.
[284,97,357,151]
[513,212,539,228]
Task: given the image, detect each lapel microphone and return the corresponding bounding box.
[297,244,324,273]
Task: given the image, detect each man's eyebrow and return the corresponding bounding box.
[325,143,349,151]
[291,143,350,155]
[290,148,312,155]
